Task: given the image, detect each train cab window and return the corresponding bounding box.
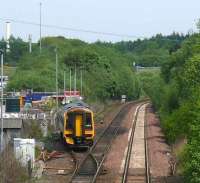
[66,113,74,129]
[85,113,92,129]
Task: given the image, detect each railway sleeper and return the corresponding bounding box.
[126,175,146,183]
[78,155,98,175]
[128,167,146,176]
[72,176,93,183]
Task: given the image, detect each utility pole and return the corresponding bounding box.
[64,71,66,94]
[74,65,76,96]
[28,34,32,53]
[80,69,83,96]
[69,68,71,97]
[39,2,42,53]
[55,47,58,110]
[0,49,4,152]
[63,70,66,103]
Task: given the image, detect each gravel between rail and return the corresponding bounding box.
[69,102,134,183]
[35,102,125,183]
[96,104,138,183]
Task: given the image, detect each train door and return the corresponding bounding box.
[75,114,83,137]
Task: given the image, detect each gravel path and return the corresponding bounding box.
[146,104,171,178]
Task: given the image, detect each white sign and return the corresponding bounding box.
[14,138,35,168]
[121,95,126,103]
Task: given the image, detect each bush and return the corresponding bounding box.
[0,146,30,183]
[182,124,200,183]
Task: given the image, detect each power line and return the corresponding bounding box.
[0,17,188,43]
[0,17,146,39]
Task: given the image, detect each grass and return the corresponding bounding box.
[0,66,16,77]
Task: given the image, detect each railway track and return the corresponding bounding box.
[69,102,135,183]
[37,151,78,183]
[121,103,150,183]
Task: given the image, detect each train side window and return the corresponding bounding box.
[85,113,92,129]
[66,113,74,129]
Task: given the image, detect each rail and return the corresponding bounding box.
[121,103,150,183]
[69,102,134,183]
[69,99,149,183]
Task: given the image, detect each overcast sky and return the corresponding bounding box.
[0,0,199,42]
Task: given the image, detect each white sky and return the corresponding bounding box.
[0,0,199,42]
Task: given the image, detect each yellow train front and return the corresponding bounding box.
[56,101,95,147]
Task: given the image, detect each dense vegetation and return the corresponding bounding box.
[139,33,200,182]
[2,32,200,181]
[96,32,186,66]
[2,36,141,101]
[0,36,28,66]
[0,33,185,102]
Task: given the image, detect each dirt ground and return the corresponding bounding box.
[146,104,172,179]
[96,103,177,183]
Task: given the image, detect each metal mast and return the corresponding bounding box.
[74,65,76,96]
[81,69,83,96]
[39,2,42,53]
[55,47,58,110]
[64,71,66,103]
[64,71,66,94]
[0,50,4,152]
[69,68,71,97]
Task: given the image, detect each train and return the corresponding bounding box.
[56,100,95,147]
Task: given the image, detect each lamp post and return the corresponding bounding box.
[0,49,4,152]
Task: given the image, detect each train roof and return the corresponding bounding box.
[63,101,90,111]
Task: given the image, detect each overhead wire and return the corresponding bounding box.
[0,17,188,42]
[0,17,146,39]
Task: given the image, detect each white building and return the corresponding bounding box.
[0,76,8,89]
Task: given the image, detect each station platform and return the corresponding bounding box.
[129,104,146,175]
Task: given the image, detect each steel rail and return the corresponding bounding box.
[121,104,143,183]
[68,99,149,183]
[144,104,151,183]
[121,103,150,183]
[91,124,121,183]
[69,102,134,183]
